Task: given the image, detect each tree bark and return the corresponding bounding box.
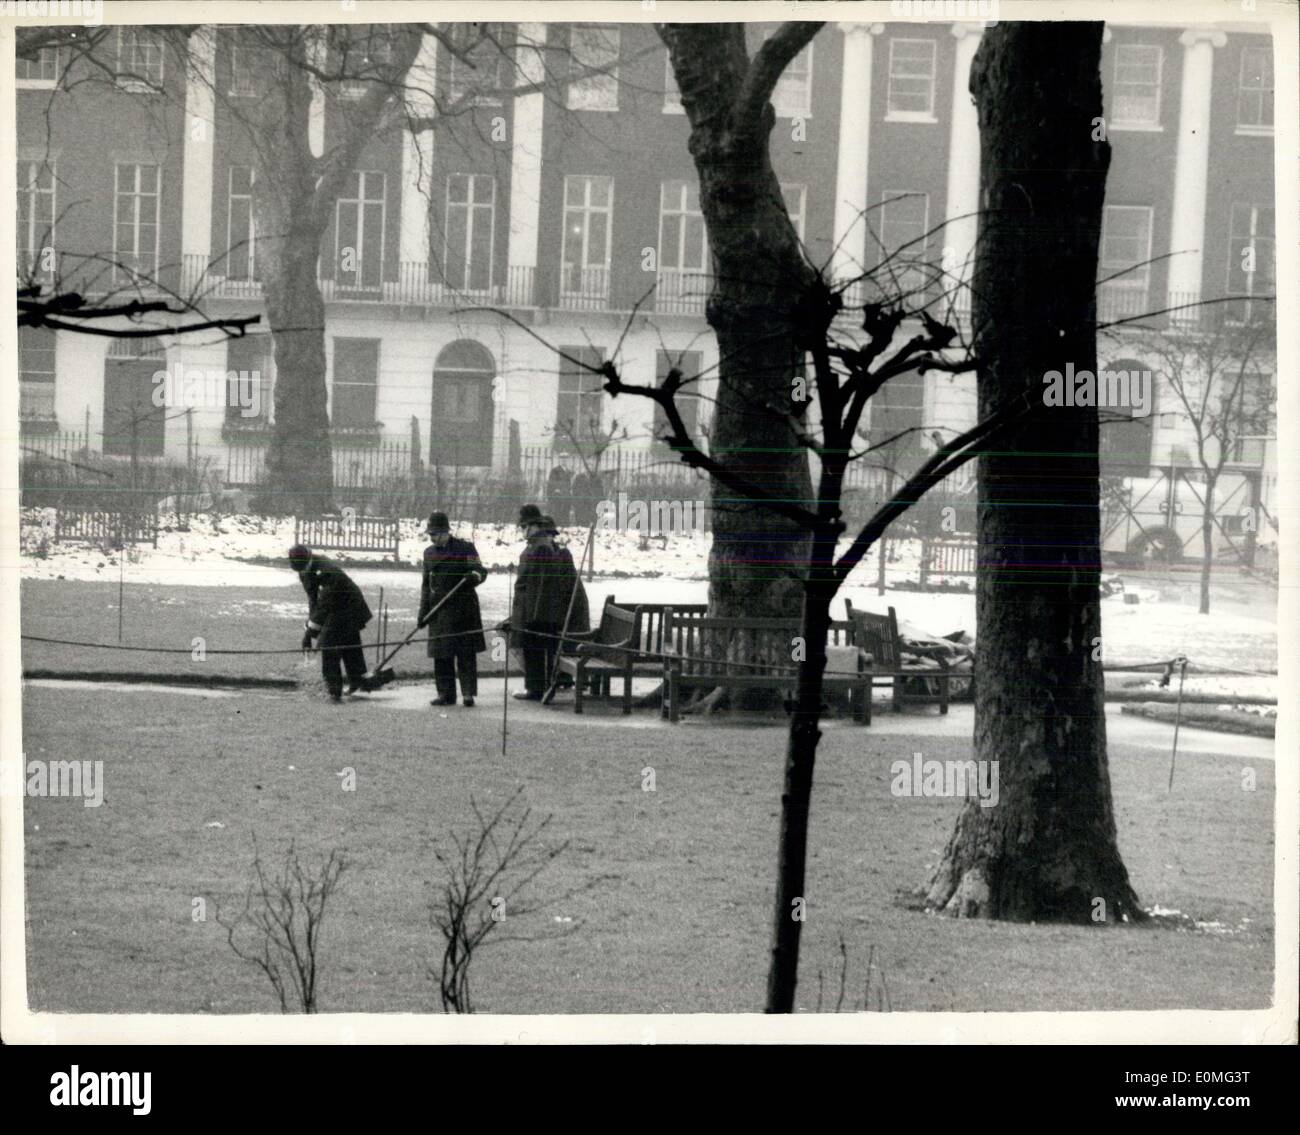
[659,25,817,630]
[1199,474,1216,615]
[924,23,1144,923]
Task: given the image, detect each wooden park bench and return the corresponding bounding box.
[660,612,869,725]
[844,599,951,714]
[294,514,401,562]
[555,602,641,714]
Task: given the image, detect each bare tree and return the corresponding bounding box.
[1134,306,1276,613]
[218,841,348,1013]
[428,787,593,1013]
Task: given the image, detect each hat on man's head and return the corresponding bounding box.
[287,544,312,569]
[425,511,450,535]
[518,503,542,527]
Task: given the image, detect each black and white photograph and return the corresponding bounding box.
[2,0,1295,1051]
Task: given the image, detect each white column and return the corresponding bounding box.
[831,23,883,286]
[1168,29,1226,320]
[943,23,982,315]
[508,22,546,276]
[399,33,437,292]
[181,28,216,281]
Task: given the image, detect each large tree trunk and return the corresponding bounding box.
[924,23,1144,923]
[661,25,814,629]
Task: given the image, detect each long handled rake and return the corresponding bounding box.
[541,517,598,705]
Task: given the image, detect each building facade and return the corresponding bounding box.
[15,19,1277,534]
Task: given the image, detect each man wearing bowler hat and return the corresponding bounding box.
[420,511,488,707]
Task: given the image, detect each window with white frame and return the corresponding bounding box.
[228,31,261,97]
[332,338,380,427]
[227,165,255,280]
[658,181,707,273]
[19,327,57,421]
[663,51,684,114]
[17,160,55,279]
[568,25,619,111]
[556,346,606,443]
[16,46,61,86]
[1098,205,1154,314]
[116,27,165,88]
[225,333,273,424]
[448,22,510,106]
[561,175,612,297]
[781,182,807,243]
[1111,44,1163,127]
[335,171,386,290]
[886,39,937,120]
[444,173,496,292]
[113,163,161,281]
[870,367,927,466]
[1227,203,1275,320]
[878,191,929,295]
[1237,45,1273,130]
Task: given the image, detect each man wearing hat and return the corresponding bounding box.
[518,503,542,530]
[419,512,488,707]
[504,514,589,699]
[287,544,373,703]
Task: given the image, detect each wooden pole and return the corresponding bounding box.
[542,515,597,704]
[502,564,514,757]
[1167,656,1189,792]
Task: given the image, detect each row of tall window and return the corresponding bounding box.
[17,28,1274,133]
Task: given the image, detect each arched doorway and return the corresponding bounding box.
[431,340,495,467]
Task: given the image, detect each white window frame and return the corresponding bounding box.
[885,38,937,123]
[17,159,56,279]
[658,180,707,273]
[1227,202,1274,320]
[444,173,497,293]
[19,327,58,421]
[226,165,256,281]
[113,162,162,283]
[228,33,260,98]
[1236,45,1273,133]
[334,170,387,291]
[115,27,165,91]
[16,46,61,89]
[331,337,381,428]
[781,182,807,243]
[1110,43,1163,130]
[567,25,619,112]
[878,190,931,296]
[560,175,613,300]
[448,22,508,107]
[1098,205,1154,313]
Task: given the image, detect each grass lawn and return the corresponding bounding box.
[21,680,1274,1015]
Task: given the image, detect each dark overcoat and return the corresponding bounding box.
[300,555,372,647]
[510,543,590,640]
[419,536,488,658]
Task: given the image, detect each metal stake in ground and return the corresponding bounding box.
[1166,654,1189,791]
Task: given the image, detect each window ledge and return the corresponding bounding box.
[884,112,939,125]
[1109,121,1164,133]
[1234,124,1273,137]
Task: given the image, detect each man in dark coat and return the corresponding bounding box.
[288,544,373,703]
[505,515,589,699]
[420,511,488,707]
